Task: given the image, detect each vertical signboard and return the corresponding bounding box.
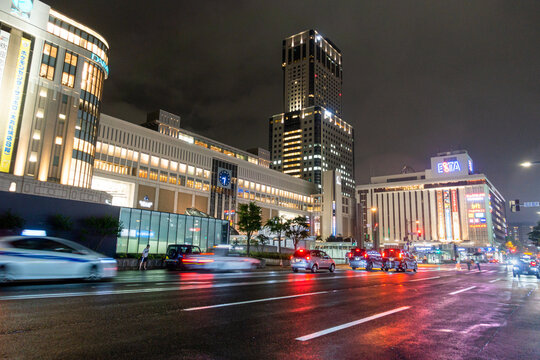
[0,30,10,87]
[451,189,460,240]
[436,190,445,240]
[0,37,31,173]
[443,190,453,241]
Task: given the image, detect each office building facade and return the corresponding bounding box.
[0,0,109,188]
[356,151,507,254]
[91,111,318,232]
[269,30,354,239]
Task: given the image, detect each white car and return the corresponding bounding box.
[183,247,260,271]
[0,235,117,282]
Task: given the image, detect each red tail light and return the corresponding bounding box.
[399,252,403,259]
[306,256,310,260]
[531,261,537,267]
[348,253,353,258]
[364,253,368,258]
[355,249,360,252]
[290,255,293,260]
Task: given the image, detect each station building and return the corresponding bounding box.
[0,0,109,188]
[356,151,507,258]
[91,110,320,232]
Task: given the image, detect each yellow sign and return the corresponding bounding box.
[0,37,31,172]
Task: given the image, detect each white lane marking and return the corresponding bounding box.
[0,273,378,301]
[487,270,496,273]
[449,286,476,295]
[437,329,455,333]
[183,291,329,311]
[408,276,441,282]
[296,306,411,341]
[464,271,476,274]
[489,278,501,283]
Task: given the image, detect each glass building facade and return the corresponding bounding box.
[116,208,229,255]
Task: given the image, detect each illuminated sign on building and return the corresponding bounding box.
[0,30,10,88]
[451,189,460,241]
[437,158,461,174]
[138,195,153,208]
[91,53,109,76]
[0,37,31,173]
[443,190,453,241]
[11,0,33,19]
[467,194,487,229]
[436,190,445,240]
[468,159,474,174]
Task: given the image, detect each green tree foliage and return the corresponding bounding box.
[0,209,25,231]
[84,215,123,251]
[529,221,540,247]
[237,202,262,255]
[285,216,309,250]
[48,214,73,233]
[265,216,287,254]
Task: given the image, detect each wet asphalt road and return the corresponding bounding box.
[0,263,539,360]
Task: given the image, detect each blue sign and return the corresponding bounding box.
[218,170,231,187]
[11,0,33,18]
[437,158,461,174]
[91,53,109,76]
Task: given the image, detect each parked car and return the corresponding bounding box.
[164,244,202,270]
[291,249,335,273]
[512,256,539,279]
[0,235,117,283]
[182,246,260,271]
[348,248,385,271]
[382,248,418,272]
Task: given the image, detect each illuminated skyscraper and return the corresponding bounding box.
[269,30,355,238]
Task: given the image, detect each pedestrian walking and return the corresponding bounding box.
[139,244,150,270]
[455,256,461,271]
[467,259,472,271]
[476,259,481,271]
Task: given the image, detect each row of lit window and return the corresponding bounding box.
[237,178,312,204]
[96,142,210,179]
[47,21,108,63]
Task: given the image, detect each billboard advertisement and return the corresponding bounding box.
[0,30,10,88]
[451,189,460,241]
[0,37,31,173]
[436,190,445,240]
[443,190,453,241]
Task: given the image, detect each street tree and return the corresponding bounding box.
[83,215,123,252]
[285,216,309,250]
[237,202,262,255]
[265,216,287,254]
[528,221,540,247]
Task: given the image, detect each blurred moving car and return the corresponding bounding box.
[512,256,539,279]
[348,248,384,271]
[164,244,202,270]
[0,234,117,283]
[382,248,418,272]
[182,246,260,271]
[291,249,335,273]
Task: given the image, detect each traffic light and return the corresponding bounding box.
[510,199,520,212]
[417,229,422,237]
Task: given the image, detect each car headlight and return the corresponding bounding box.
[511,260,518,265]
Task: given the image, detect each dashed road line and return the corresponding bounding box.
[449,286,477,295]
[296,306,411,341]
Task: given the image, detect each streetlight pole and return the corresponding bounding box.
[371,207,378,250]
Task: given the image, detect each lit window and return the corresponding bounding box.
[40,42,58,81]
[55,137,62,145]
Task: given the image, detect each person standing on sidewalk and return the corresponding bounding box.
[139,244,150,270]
[455,256,461,271]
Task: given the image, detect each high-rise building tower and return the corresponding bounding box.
[269,30,355,238]
[281,30,343,116]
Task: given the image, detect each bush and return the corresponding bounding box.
[116,253,164,260]
[248,251,291,260]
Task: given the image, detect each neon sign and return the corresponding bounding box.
[91,53,109,76]
[437,160,461,174]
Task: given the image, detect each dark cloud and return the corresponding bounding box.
[46,0,540,223]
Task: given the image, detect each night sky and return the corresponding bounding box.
[47,0,540,224]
